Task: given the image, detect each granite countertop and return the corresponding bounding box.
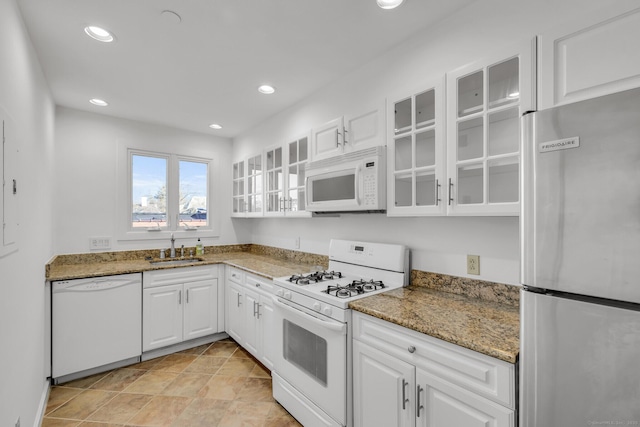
[349,273,520,364]
[46,245,327,282]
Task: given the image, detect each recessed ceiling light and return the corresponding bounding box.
[89,98,109,107]
[84,26,115,42]
[377,0,405,10]
[258,85,276,95]
[209,123,223,130]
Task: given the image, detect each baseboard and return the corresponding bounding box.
[141,332,229,361]
[34,379,50,427]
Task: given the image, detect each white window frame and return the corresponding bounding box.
[117,146,218,241]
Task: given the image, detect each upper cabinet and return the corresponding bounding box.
[265,134,311,217]
[387,79,446,216]
[311,102,385,161]
[538,3,640,109]
[446,39,535,216]
[231,153,263,217]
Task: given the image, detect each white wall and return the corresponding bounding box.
[0,0,56,425]
[233,0,622,285]
[54,107,250,254]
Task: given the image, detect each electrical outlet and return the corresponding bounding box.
[90,236,112,250]
[467,255,480,275]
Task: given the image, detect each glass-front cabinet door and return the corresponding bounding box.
[246,154,263,216]
[446,39,534,215]
[387,79,446,216]
[286,136,310,216]
[232,161,245,216]
[265,146,284,215]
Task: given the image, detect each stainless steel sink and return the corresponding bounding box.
[149,258,205,266]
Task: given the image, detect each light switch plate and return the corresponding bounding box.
[467,255,480,275]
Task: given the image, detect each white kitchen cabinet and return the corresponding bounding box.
[387,79,446,216]
[538,3,640,109]
[446,39,534,216]
[311,102,385,161]
[264,134,311,217]
[352,311,515,427]
[143,265,219,352]
[224,266,275,370]
[231,154,263,217]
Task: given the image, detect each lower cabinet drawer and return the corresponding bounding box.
[352,311,515,409]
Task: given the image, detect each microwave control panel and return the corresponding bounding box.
[363,160,378,207]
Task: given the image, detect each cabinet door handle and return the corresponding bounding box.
[237,293,242,307]
[186,289,189,304]
[435,179,441,206]
[402,379,409,410]
[448,178,454,206]
[178,290,182,305]
[253,301,259,318]
[256,303,261,319]
[343,127,348,145]
[336,129,342,147]
[416,385,424,418]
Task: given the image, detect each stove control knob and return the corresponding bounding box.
[276,289,284,297]
[284,291,292,300]
[322,306,333,316]
[313,302,321,311]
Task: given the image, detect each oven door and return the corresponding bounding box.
[305,162,362,212]
[271,296,347,425]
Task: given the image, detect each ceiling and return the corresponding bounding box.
[17,0,475,138]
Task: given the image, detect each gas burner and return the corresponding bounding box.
[317,270,343,280]
[288,272,324,285]
[324,279,386,298]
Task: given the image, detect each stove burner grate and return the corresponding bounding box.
[288,270,343,285]
[324,279,386,298]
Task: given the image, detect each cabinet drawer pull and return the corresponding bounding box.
[178,290,182,305]
[416,385,424,417]
[448,178,454,206]
[402,379,409,410]
[408,345,416,353]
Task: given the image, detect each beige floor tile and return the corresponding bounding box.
[170,398,231,427]
[127,395,192,426]
[45,387,84,415]
[184,355,227,375]
[41,418,81,427]
[86,393,152,423]
[59,372,110,389]
[128,356,165,371]
[217,358,257,377]
[123,370,178,394]
[203,341,239,357]
[47,389,117,420]
[150,354,198,373]
[235,378,273,403]
[248,363,270,379]
[217,415,264,427]
[263,417,303,427]
[230,346,253,359]
[161,372,212,397]
[90,369,147,392]
[177,343,211,355]
[197,375,247,400]
[78,421,127,426]
[225,400,273,418]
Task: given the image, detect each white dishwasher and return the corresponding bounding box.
[52,273,142,384]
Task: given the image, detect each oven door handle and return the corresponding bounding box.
[272,297,346,334]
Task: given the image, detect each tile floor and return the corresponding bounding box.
[42,339,302,427]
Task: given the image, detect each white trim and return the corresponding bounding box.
[35,379,50,427]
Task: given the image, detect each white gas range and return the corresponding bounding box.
[270,239,409,427]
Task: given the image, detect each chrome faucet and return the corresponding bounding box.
[170,233,176,258]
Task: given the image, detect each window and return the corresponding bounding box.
[129,150,210,232]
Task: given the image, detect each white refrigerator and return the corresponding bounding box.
[520,87,640,426]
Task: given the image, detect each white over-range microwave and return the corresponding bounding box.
[305,146,386,214]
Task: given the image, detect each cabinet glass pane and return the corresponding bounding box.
[458,70,483,117]
[415,89,435,128]
[488,57,519,107]
[268,194,279,212]
[394,173,412,207]
[248,157,255,175]
[248,176,253,194]
[457,164,483,205]
[267,151,274,170]
[488,107,519,156]
[275,147,282,168]
[233,181,239,196]
[488,157,519,203]
[416,129,436,168]
[233,162,239,179]
[299,138,308,162]
[457,117,483,161]
[394,98,412,135]
[291,189,305,211]
[290,165,306,188]
[395,136,412,171]
[416,172,437,206]
[289,141,298,164]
